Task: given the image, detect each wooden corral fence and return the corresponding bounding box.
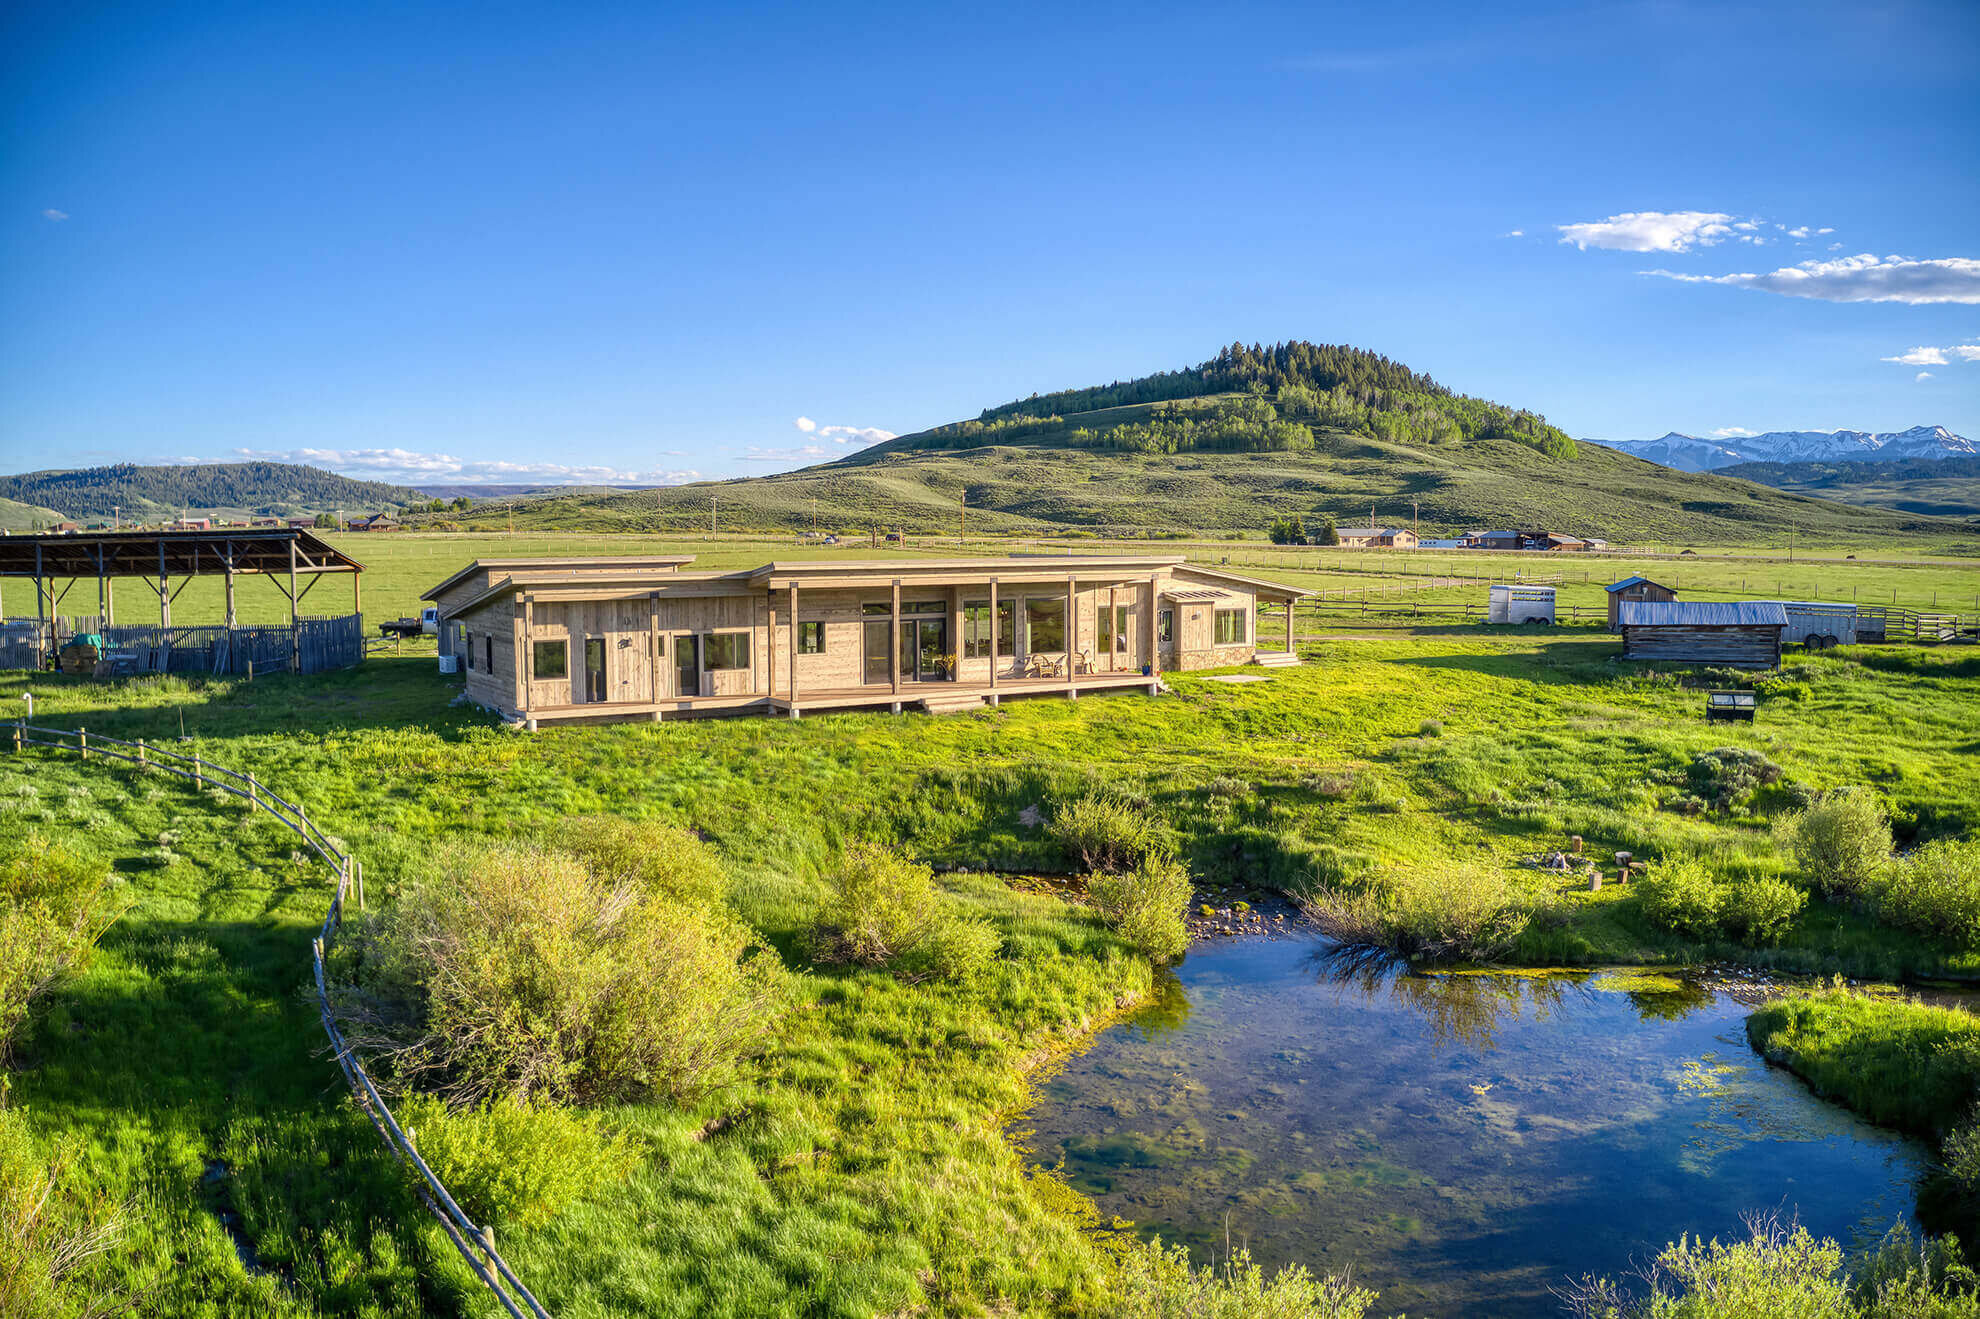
[1284,596,1975,638]
[0,615,364,675]
[6,721,552,1319]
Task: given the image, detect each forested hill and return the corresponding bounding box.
[0,462,422,520]
[854,340,1580,462]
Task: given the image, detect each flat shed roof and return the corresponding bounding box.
[0,528,363,579]
[1619,601,1787,627]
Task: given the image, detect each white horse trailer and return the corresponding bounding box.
[1775,601,1858,649]
[1489,584,1556,624]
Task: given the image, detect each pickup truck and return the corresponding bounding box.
[377,606,441,638]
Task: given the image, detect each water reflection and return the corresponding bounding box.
[1025,935,1928,1319]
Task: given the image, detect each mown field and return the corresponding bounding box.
[5,596,1980,1316]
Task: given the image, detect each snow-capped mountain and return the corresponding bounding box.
[1587,425,1976,473]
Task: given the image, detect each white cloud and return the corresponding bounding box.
[1786,226,1812,239]
[41,208,67,221]
[1712,426,1757,438]
[1502,228,1524,238]
[1818,227,1834,235]
[1917,372,1934,382]
[1556,211,1737,253]
[792,416,895,449]
[230,446,700,486]
[1883,343,1980,366]
[1642,253,1980,304]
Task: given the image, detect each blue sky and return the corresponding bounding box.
[3,0,1977,486]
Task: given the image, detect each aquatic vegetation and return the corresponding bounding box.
[1300,863,1535,963]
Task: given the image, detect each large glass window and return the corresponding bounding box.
[1214,609,1247,645]
[798,621,824,654]
[705,632,751,670]
[963,601,992,658]
[997,600,1016,654]
[1100,605,1129,655]
[862,603,891,617]
[1026,598,1065,653]
[903,600,946,615]
[1158,609,1174,645]
[532,639,566,678]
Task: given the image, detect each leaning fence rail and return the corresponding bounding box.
[8,720,551,1319]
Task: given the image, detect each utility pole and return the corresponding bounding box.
[1413,501,1419,539]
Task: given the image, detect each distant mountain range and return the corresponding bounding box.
[1587,425,1976,473]
[0,462,422,522]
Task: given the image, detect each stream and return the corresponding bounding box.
[1022,935,1930,1317]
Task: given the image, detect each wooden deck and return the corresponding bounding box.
[517,670,1163,725]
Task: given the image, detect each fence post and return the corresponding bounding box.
[11,719,19,754]
[247,774,258,807]
[79,725,88,761]
[137,737,147,768]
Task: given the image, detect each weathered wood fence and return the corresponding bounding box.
[0,615,364,675]
[7,721,551,1319]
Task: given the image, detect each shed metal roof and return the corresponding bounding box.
[1618,601,1788,627]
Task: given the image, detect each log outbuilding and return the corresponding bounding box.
[1617,600,1786,669]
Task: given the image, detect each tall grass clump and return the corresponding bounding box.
[1870,838,1980,949]
[809,842,1000,983]
[1114,1236,1376,1319]
[333,836,784,1106]
[0,834,123,1062]
[1560,1214,1980,1319]
[1089,853,1194,963]
[1300,864,1534,964]
[1778,787,1892,899]
[397,1095,638,1231]
[0,1108,125,1319]
[538,813,728,908]
[1049,792,1163,873]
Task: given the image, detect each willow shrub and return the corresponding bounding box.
[809,842,1000,983]
[0,833,123,1062]
[1635,859,1805,947]
[539,813,727,908]
[1778,787,1893,899]
[335,836,784,1107]
[1871,838,1980,948]
[398,1095,637,1231]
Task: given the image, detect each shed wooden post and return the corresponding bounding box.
[519,595,532,719]
[287,537,300,672]
[1146,576,1160,682]
[96,542,107,627]
[648,591,661,714]
[34,543,47,662]
[1285,599,1295,655]
[988,579,999,699]
[224,539,238,628]
[157,542,171,628]
[889,578,901,705]
[787,582,800,718]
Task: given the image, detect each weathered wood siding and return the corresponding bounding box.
[1606,583,1677,629]
[1620,624,1780,668]
[458,599,517,712]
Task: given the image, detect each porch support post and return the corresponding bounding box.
[988,579,999,701]
[1065,574,1077,698]
[649,591,661,710]
[157,541,170,628]
[1286,599,1295,655]
[889,578,901,700]
[518,595,532,718]
[787,582,799,718]
[224,540,238,628]
[96,543,107,626]
[34,544,46,662]
[353,569,361,621]
[1146,575,1160,692]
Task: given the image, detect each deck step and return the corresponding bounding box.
[919,692,991,715]
[1254,651,1302,668]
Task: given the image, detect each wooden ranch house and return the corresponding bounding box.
[1604,575,1678,630]
[1618,600,1786,669]
[424,554,1311,726]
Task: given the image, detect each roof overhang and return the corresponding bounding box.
[422,554,697,601]
[0,529,363,579]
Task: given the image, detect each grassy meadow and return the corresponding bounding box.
[5,534,1980,1316]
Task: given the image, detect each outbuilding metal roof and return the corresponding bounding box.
[1618,601,1788,627]
[1605,575,1675,593]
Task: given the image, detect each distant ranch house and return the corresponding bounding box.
[1618,600,1786,669]
[1334,527,1419,549]
[346,513,401,532]
[424,555,1311,726]
[1461,529,1520,550]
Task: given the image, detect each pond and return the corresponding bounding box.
[1023,935,1930,1317]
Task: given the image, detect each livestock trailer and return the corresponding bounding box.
[1489,584,1556,624]
[1774,601,1859,648]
